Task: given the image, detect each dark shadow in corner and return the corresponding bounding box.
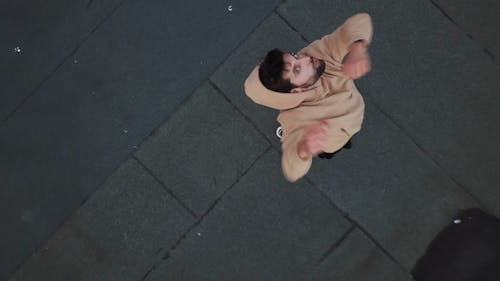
[412,208,500,281]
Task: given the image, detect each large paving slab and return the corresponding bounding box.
[307,98,479,270]
[305,228,413,281]
[143,149,352,281]
[0,0,124,121]
[0,0,280,278]
[9,158,195,281]
[135,82,270,216]
[278,0,500,216]
[432,0,500,61]
[211,13,308,149]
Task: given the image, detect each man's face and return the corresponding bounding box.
[282,53,323,90]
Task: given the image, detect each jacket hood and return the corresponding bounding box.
[244,65,322,110]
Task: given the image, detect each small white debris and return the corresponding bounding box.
[74,59,78,64]
[14,46,21,53]
[197,232,202,236]
[122,129,129,134]
[453,219,462,224]
[227,5,233,12]
[132,145,138,149]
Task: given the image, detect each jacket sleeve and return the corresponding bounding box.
[281,128,313,182]
[311,13,373,62]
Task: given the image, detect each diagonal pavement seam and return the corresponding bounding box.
[305,225,418,281]
[428,0,497,64]
[6,5,282,278]
[208,80,273,146]
[133,145,272,281]
[86,0,96,9]
[275,10,310,43]
[274,3,495,210]
[316,225,355,265]
[1,0,129,124]
[364,96,486,209]
[139,264,157,281]
[303,174,415,278]
[133,3,281,157]
[273,0,488,230]
[266,9,417,275]
[207,8,413,275]
[132,156,198,219]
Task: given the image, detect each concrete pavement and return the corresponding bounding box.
[3,0,500,280]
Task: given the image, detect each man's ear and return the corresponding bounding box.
[290,87,303,93]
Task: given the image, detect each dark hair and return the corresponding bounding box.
[258,48,294,93]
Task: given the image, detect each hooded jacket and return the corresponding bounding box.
[244,13,373,182]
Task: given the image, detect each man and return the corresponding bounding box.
[244,13,373,182]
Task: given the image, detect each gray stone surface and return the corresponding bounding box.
[9,158,194,281]
[307,98,479,270]
[277,0,369,43]
[278,0,500,216]
[1,0,280,278]
[433,0,500,60]
[3,1,500,281]
[144,149,352,281]
[211,13,308,149]
[305,228,413,281]
[0,0,124,121]
[135,82,270,216]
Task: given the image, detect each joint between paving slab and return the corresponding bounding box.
[195,144,271,222]
[132,156,198,219]
[7,151,144,281]
[365,97,486,208]
[274,11,310,43]
[428,0,497,65]
[139,146,272,278]
[2,0,128,125]
[86,0,95,9]
[208,80,273,146]
[303,175,413,276]
[135,5,282,149]
[317,225,355,265]
[355,223,415,276]
[483,48,496,62]
[207,1,283,77]
[172,146,271,247]
[139,265,156,281]
[429,0,459,27]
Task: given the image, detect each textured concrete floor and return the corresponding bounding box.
[2,0,500,280]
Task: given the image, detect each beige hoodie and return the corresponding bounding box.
[244,13,373,182]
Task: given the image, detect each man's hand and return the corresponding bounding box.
[342,41,371,79]
[298,121,328,159]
